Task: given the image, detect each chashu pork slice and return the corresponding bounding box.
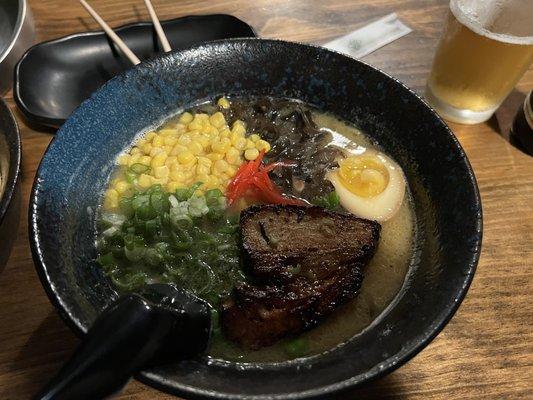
[221,205,381,349]
[240,205,380,282]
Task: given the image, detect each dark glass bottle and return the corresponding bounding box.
[510,91,533,156]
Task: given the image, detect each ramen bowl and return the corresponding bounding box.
[0,98,21,273]
[30,39,482,399]
[0,0,34,94]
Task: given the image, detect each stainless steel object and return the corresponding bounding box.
[0,0,35,94]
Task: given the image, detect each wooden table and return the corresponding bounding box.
[1,0,532,398]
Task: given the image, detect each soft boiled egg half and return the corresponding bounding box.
[326,151,406,221]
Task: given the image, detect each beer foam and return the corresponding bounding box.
[451,0,533,45]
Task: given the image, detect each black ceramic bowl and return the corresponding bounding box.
[30,39,482,399]
[0,98,21,273]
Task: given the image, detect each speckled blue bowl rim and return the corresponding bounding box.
[29,38,482,400]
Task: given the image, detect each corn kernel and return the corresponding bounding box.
[177,134,191,146]
[150,147,164,157]
[208,175,220,186]
[151,153,167,168]
[152,136,164,147]
[189,141,203,155]
[183,168,196,179]
[196,113,209,123]
[170,144,188,156]
[170,169,185,182]
[117,154,130,166]
[144,131,156,141]
[197,135,210,149]
[200,124,212,134]
[213,159,229,173]
[205,126,219,137]
[209,112,226,128]
[196,164,210,176]
[164,136,177,146]
[233,137,247,150]
[165,156,178,167]
[137,138,147,147]
[164,145,174,154]
[167,181,185,192]
[256,139,271,152]
[225,147,240,165]
[197,156,212,167]
[196,174,210,185]
[138,174,152,188]
[176,123,186,132]
[245,148,260,161]
[245,139,256,149]
[114,181,130,194]
[230,130,243,144]
[139,155,152,166]
[217,97,230,109]
[233,119,245,128]
[177,150,194,165]
[128,154,141,166]
[231,123,246,137]
[249,134,261,142]
[219,128,231,139]
[226,165,237,177]
[104,196,118,210]
[179,112,193,124]
[212,137,231,154]
[154,165,169,178]
[188,121,202,131]
[188,129,201,139]
[141,143,152,155]
[130,147,141,155]
[159,129,176,137]
[106,188,119,200]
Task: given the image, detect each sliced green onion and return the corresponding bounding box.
[284,337,309,358]
[188,196,209,217]
[125,171,137,184]
[124,245,146,262]
[145,218,159,237]
[174,188,190,202]
[327,191,340,209]
[129,163,150,174]
[150,192,166,213]
[205,188,223,205]
[97,252,115,267]
[131,194,149,211]
[168,194,179,208]
[119,198,134,217]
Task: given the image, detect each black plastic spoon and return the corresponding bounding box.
[34,283,211,400]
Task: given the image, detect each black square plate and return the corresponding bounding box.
[14,14,255,130]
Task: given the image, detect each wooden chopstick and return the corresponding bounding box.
[143,0,172,52]
[79,0,141,65]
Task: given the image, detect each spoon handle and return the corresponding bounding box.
[34,294,179,400]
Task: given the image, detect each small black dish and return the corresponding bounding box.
[0,97,21,273]
[14,14,255,130]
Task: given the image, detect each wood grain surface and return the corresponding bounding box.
[1,0,532,399]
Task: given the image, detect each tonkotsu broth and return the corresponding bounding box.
[97,97,415,362]
[209,110,415,362]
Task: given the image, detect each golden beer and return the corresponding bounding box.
[426,0,533,124]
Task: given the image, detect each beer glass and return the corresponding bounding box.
[426,0,533,124]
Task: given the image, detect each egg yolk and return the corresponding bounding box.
[338,155,390,197]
